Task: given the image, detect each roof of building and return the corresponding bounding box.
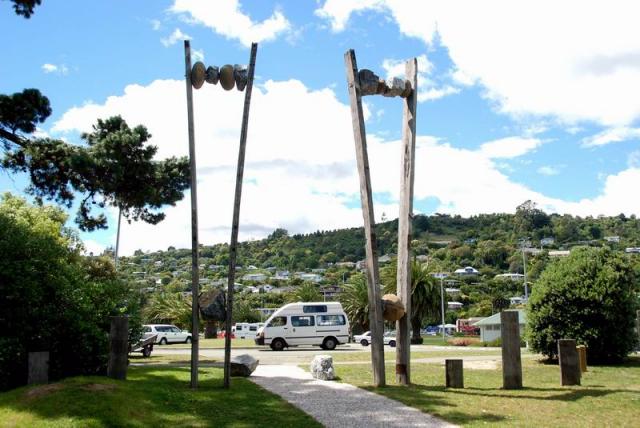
[473,309,527,326]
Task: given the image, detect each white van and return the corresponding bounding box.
[255,302,350,351]
[233,322,265,339]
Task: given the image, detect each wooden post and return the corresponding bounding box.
[344,49,385,387]
[114,206,122,269]
[558,339,581,386]
[500,311,522,389]
[107,316,128,380]
[395,57,417,385]
[224,43,258,389]
[28,351,49,385]
[576,345,588,373]
[184,40,200,389]
[445,359,464,388]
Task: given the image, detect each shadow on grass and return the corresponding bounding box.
[0,366,321,427]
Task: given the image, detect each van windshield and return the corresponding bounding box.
[267,316,286,327]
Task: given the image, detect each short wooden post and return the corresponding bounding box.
[28,351,49,385]
[558,339,581,386]
[445,359,464,388]
[395,57,418,386]
[576,345,588,373]
[500,311,522,389]
[344,49,385,387]
[107,316,129,380]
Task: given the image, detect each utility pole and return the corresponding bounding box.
[522,247,528,300]
[440,276,446,341]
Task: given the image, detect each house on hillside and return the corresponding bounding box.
[540,237,555,246]
[298,273,323,283]
[548,250,570,258]
[625,247,640,254]
[243,273,267,282]
[495,273,525,281]
[320,285,342,300]
[448,301,464,310]
[473,310,527,343]
[274,270,290,280]
[454,266,479,276]
[605,236,620,243]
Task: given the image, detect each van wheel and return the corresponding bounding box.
[159,338,168,345]
[185,336,192,344]
[323,337,337,351]
[271,338,285,351]
[360,339,369,347]
[389,340,396,348]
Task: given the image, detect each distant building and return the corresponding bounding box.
[540,237,555,246]
[625,247,640,254]
[243,273,268,282]
[473,310,527,343]
[495,273,525,281]
[454,266,479,276]
[464,238,477,244]
[548,250,570,258]
[298,273,323,283]
[445,288,461,294]
[415,254,429,262]
[448,301,464,310]
[509,296,527,305]
[336,261,355,268]
[274,271,290,280]
[431,272,450,279]
[605,236,620,243]
[378,254,393,263]
[320,285,342,300]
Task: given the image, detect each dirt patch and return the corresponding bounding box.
[80,383,117,392]
[25,383,65,399]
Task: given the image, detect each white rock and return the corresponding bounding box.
[310,355,335,381]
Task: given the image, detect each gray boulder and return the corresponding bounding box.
[310,355,335,381]
[199,289,226,322]
[230,354,259,377]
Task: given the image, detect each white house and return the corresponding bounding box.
[509,296,527,305]
[454,266,479,276]
[243,273,267,282]
[625,247,640,254]
[495,273,525,281]
[473,310,527,343]
[540,237,555,246]
[298,273,323,283]
[445,287,461,294]
[605,236,620,243]
[274,270,290,280]
[448,301,464,310]
[549,250,570,258]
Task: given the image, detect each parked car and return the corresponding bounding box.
[354,331,397,347]
[143,324,192,345]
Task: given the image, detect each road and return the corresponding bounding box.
[151,343,510,366]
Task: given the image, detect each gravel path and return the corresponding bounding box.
[250,365,457,428]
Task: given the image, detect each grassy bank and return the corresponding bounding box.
[335,356,640,427]
[0,366,320,427]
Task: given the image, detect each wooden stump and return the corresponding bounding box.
[500,311,522,389]
[576,345,588,373]
[28,351,49,385]
[558,339,581,386]
[445,359,464,388]
[107,316,129,380]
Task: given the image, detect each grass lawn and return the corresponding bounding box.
[335,356,640,427]
[330,349,508,363]
[0,366,320,428]
[168,338,256,349]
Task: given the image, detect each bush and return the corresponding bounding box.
[527,247,638,363]
[0,194,140,391]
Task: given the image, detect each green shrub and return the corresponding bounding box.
[527,247,638,363]
[0,194,141,391]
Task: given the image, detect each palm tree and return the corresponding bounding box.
[338,274,370,332]
[288,281,321,302]
[143,292,192,330]
[381,260,440,342]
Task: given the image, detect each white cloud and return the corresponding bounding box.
[151,19,162,31]
[170,0,290,47]
[53,78,640,254]
[192,48,205,62]
[381,54,459,102]
[628,150,640,168]
[82,239,106,256]
[161,28,191,47]
[479,137,543,159]
[42,63,69,75]
[316,0,640,126]
[582,127,640,147]
[537,166,560,176]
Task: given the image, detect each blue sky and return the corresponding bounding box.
[2,0,639,255]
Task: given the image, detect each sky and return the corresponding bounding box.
[1,0,639,256]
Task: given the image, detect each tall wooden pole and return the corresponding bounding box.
[344,49,385,387]
[224,43,258,389]
[184,40,200,389]
[395,57,417,385]
[114,206,122,269]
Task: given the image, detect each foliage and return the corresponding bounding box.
[527,247,638,363]
[7,0,42,18]
[339,274,370,332]
[3,116,190,231]
[142,292,192,330]
[381,260,441,340]
[288,281,321,302]
[0,194,140,391]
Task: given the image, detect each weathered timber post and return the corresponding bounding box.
[28,351,49,385]
[558,339,581,386]
[107,315,128,380]
[576,345,588,373]
[224,42,258,389]
[344,49,385,386]
[445,359,464,388]
[184,40,200,389]
[500,311,522,389]
[395,57,417,385]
